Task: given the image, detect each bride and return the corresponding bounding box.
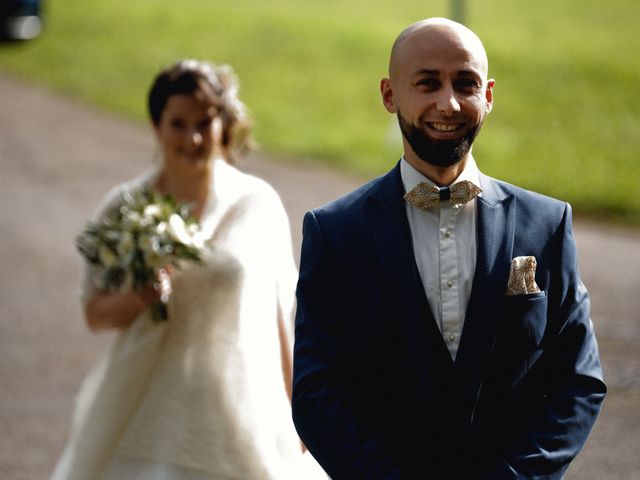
[51,59,326,480]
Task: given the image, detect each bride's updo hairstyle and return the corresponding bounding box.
[148,59,253,163]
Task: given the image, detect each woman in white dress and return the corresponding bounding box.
[51,60,326,480]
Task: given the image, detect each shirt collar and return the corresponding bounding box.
[400,155,482,196]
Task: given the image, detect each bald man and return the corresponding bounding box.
[293,18,605,479]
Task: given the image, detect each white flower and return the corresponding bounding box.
[156,221,168,235]
[143,204,162,218]
[123,211,143,229]
[167,214,193,246]
[139,216,154,228]
[128,211,142,223]
[98,245,119,268]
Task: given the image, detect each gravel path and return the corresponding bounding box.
[1,72,638,479]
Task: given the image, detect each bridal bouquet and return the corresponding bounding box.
[76,187,204,322]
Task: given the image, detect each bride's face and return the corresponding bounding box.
[154,93,219,176]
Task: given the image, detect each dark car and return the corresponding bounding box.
[0,0,42,40]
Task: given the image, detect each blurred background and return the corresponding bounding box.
[1,1,639,479]
[1,0,639,223]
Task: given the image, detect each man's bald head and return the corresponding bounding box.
[389,17,489,81]
[380,17,495,181]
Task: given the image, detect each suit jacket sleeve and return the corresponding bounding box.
[488,204,606,479]
[293,211,403,480]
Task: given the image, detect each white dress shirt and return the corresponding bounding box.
[400,156,481,360]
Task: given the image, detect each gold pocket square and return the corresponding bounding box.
[506,256,541,296]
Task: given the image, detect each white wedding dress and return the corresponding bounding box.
[51,159,327,480]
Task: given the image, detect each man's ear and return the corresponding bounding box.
[380,78,396,113]
[485,78,495,113]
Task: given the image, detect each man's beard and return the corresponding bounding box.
[396,110,483,167]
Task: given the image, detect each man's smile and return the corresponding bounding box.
[426,122,465,132]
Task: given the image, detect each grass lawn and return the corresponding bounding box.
[1,0,639,223]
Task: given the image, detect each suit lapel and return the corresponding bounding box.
[455,175,515,421]
[366,163,454,393]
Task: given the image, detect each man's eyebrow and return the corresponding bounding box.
[457,69,482,77]
[412,69,482,78]
[413,69,440,76]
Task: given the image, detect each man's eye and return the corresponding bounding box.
[455,80,480,91]
[170,119,185,129]
[417,79,439,89]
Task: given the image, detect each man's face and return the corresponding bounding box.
[381,25,494,168]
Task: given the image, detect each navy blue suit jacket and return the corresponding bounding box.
[293,162,606,479]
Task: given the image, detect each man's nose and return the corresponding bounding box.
[436,85,461,116]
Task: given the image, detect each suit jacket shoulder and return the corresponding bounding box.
[313,171,391,217]
[483,174,568,221]
[305,167,402,253]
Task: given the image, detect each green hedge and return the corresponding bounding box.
[1,0,638,223]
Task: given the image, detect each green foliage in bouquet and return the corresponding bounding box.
[76,188,204,321]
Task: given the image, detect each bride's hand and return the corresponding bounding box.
[138,267,173,304]
[156,267,173,303]
[85,267,174,331]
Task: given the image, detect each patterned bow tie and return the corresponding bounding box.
[404,180,482,210]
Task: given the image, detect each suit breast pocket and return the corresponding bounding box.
[502,292,548,348]
[495,292,549,388]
